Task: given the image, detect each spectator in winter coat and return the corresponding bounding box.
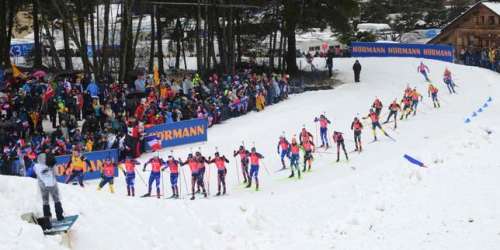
[134,75,146,94]
[353,60,362,83]
[326,49,334,77]
[86,80,100,98]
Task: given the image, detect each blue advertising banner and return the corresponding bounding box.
[144,118,208,150]
[10,44,34,57]
[54,149,119,183]
[351,42,454,62]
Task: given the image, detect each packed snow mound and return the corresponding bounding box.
[2,58,500,250]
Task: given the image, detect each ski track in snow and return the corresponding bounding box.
[1,57,500,250]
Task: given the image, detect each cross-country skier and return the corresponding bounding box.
[208,152,229,196]
[410,88,423,115]
[400,95,413,120]
[363,109,388,142]
[97,157,116,193]
[247,147,264,191]
[301,139,315,172]
[288,137,301,179]
[277,136,290,170]
[233,145,250,183]
[428,84,441,108]
[179,153,207,200]
[443,68,456,94]
[118,156,140,196]
[195,151,209,193]
[165,155,180,198]
[417,61,430,81]
[34,152,64,221]
[404,85,413,97]
[383,99,401,129]
[314,115,331,148]
[64,150,92,187]
[142,156,166,198]
[332,131,348,162]
[372,97,383,116]
[299,127,314,145]
[351,117,363,152]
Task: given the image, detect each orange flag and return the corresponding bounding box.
[153,65,160,86]
[12,64,23,78]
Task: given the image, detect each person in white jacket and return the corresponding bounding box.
[33,153,64,221]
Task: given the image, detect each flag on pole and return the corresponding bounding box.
[153,65,160,86]
[145,135,161,152]
[12,64,23,78]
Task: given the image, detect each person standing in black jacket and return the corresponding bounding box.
[47,98,58,128]
[326,49,334,78]
[353,60,362,83]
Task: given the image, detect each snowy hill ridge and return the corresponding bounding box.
[1,58,500,250]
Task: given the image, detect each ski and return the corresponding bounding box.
[165,195,180,200]
[213,193,228,197]
[333,159,350,165]
[384,132,396,142]
[140,193,163,198]
[186,193,209,198]
[275,167,288,173]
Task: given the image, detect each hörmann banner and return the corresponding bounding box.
[351,42,454,62]
[54,149,119,183]
[144,118,208,150]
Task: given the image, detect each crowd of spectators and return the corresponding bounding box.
[0,66,290,176]
[459,47,500,72]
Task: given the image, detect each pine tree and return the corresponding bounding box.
[361,0,392,23]
[448,0,474,22]
[424,0,447,27]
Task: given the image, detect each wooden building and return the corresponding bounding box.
[428,2,500,54]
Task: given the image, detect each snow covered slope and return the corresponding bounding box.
[2,58,500,250]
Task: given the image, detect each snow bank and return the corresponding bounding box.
[2,57,500,250]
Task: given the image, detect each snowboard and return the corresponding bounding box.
[21,213,79,235]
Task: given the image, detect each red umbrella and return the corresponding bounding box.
[32,70,47,79]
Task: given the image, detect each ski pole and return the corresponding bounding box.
[233,152,240,184]
[315,122,319,146]
[315,151,337,155]
[161,170,165,198]
[180,165,188,199]
[135,169,147,188]
[261,159,271,176]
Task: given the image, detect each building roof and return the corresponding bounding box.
[483,2,500,16]
[428,1,500,44]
